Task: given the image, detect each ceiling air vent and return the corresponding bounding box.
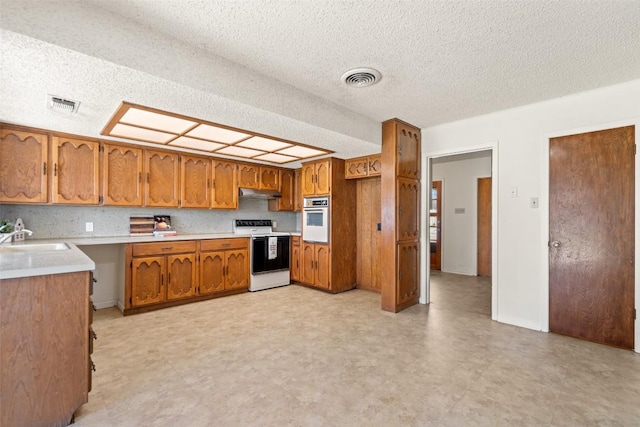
[341,67,381,88]
[47,95,80,114]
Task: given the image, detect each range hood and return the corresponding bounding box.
[238,187,282,199]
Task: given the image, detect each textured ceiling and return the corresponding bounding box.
[1,1,640,164]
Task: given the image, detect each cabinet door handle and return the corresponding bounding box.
[147,172,150,183]
[161,274,164,286]
[161,247,173,251]
[54,163,58,176]
[43,162,47,175]
[168,272,171,284]
[139,172,142,183]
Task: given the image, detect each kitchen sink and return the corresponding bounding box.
[0,243,71,253]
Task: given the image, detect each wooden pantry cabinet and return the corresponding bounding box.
[0,127,48,203]
[124,238,249,315]
[51,136,100,205]
[199,239,249,294]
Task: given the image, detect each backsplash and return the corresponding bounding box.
[0,199,299,239]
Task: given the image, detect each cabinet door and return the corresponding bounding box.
[314,160,331,195]
[131,256,166,306]
[301,163,316,196]
[51,137,100,205]
[315,244,331,290]
[225,248,249,290]
[181,155,210,208]
[145,150,179,207]
[103,144,143,206]
[290,243,301,281]
[367,155,382,176]
[396,124,420,179]
[269,168,294,211]
[200,251,225,295]
[259,166,279,190]
[0,128,48,203]
[212,160,237,209]
[237,163,259,189]
[345,158,368,179]
[166,254,196,300]
[293,169,302,212]
[301,243,316,285]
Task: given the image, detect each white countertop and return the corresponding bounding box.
[0,240,96,280]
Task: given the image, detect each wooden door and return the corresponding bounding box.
[315,160,331,195]
[477,177,492,276]
[131,256,166,306]
[103,144,143,206]
[549,126,634,349]
[51,137,100,205]
[166,254,196,300]
[430,180,442,271]
[212,160,237,209]
[180,155,210,208]
[237,163,259,189]
[315,244,331,289]
[291,241,301,281]
[225,249,249,290]
[294,169,302,211]
[200,252,225,295]
[259,167,279,190]
[301,163,316,196]
[0,128,48,203]
[356,177,381,292]
[145,150,179,207]
[301,243,316,284]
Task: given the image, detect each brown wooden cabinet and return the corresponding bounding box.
[145,150,180,207]
[0,127,49,204]
[301,242,330,290]
[127,241,197,309]
[259,166,279,190]
[200,238,249,294]
[212,160,237,209]
[290,235,301,281]
[51,136,100,205]
[102,143,143,206]
[301,159,331,196]
[237,162,259,189]
[345,154,382,179]
[180,155,210,208]
[1,271,91,426]
[268,168,294,211]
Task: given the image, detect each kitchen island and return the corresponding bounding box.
[0,241,95,427]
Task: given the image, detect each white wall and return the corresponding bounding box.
[421,79,640,352]
[431,153,492,275]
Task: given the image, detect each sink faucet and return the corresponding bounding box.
[0,229,33,244]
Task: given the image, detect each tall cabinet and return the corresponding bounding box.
[381,119,421,312]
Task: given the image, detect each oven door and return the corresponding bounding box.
[252,235,290,274]
[302,208,329,243]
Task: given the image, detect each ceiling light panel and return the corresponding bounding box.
[186,124,250,143]
[253,153,298,163]
[217,145,265,158]
[277,145,327,158]
[110,123,176,143]
[121,107,197,133]
[236,136,292,151]
[169,136,226,151]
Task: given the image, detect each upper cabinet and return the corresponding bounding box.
[259,166,279,190]
[51,136,100,205]
[102,143,143,206]
[0,127,48,204]
[180,155,210,209]
[301,159,331,196]
[293,168,302,212]
[145,150,180,207]
[268,168,294,212]
[211,160,237,209]
[237,162,259,189]
[345,154,382,179]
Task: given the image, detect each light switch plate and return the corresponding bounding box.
[530,197,539,208]
[86,222,94,232]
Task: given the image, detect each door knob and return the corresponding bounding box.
[550,241,561,248]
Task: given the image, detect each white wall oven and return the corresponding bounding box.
[302,196,329,243]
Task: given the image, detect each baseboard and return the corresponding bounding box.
[93,299,117,310]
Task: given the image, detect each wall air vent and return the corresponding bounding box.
[47,95,80,114]
[341,67,381,88]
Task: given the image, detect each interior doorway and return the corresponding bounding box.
[424,146,496,320]
[430,180,442,271]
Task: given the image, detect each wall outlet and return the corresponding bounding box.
[272,221,277,229]
[86,222,94,232]
[530,197,539,209]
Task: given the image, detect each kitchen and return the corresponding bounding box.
[2,1,640,426]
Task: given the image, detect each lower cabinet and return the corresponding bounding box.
[125,238,249,314]
[200,238,249,294]
[290,236,301,282]
[300,242,331,290]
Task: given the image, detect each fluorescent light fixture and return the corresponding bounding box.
[186,124,249,143]
[277,145,327,158]
[169,137,226,151]
[236,136,292,151]
[121,108,197,133]
[217,145,266,158]
[110,123,175,143]
[253,153,298,163]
